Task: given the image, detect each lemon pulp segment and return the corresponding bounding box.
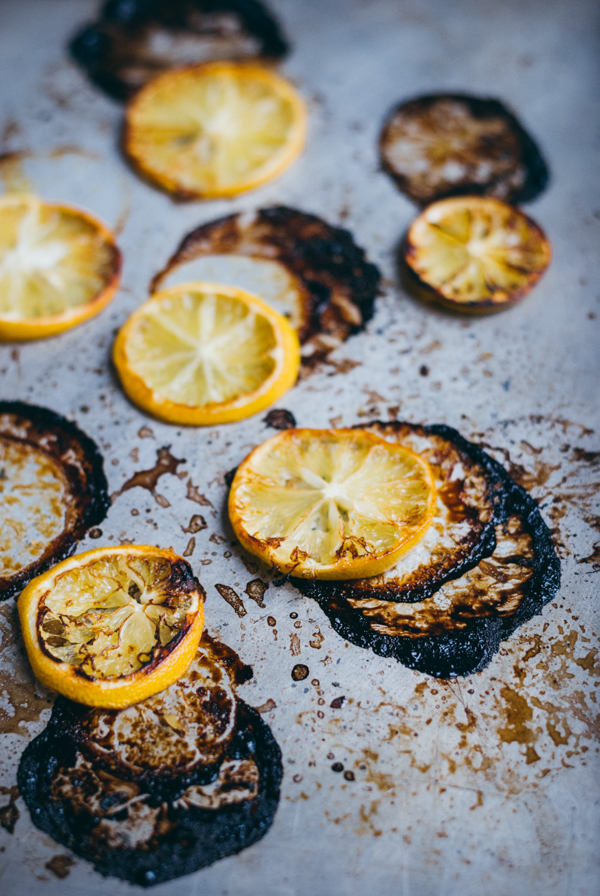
[38,553,197,679]
[405,196,550,310]
[0,436,67,575]
[229,429,436,579]
[0,195,120,336]
[125,62,307,198]
[114,283,300,425]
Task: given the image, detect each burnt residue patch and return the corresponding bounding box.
[112,446,185,508]
[45,855,75,879]
[70,0,289,101]
[18,635,278,887]
[264,408,296,430]
[215,583,247,617]
[380,93,549,206]
[295,423,560,678]
[291,663,309,681]
[150,206,381,368]
[0,786,20,833]
[0,402,109,601]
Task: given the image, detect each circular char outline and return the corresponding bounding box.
[0,401,110,601]
[295,429,560,678]
[18,696,282,887]
[379,92,550,206]
[346,421,507,601]
[150,205,382,361]
[70,0,290,101]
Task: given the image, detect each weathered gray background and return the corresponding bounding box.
[0,1,599,894]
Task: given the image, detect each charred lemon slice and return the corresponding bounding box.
[404,196,551,312]
[123,62,307,199]
[114,282,300,425]
[229,428,436,580]
[0,194,121,340]
[380,93,549,206]
[18,545,205,708]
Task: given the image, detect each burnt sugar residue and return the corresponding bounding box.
[0,786,20,834]
[291,664,309,681]
[186,479,214,507]
[70,0,289,101]
[112,446,185,508]
[45,855,75,879]
[0,402,109,601]
[215,584,247,618]
[245,578,268,607]
[151,206,381,370]
[264,409,296,430]
[182,514,207,534]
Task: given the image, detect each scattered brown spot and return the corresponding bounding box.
[45,855,75,879]
[254,698,277,714]
[343,770,355,781]
[266,616,276,627]
[112,446,185,507]
[245,578,268,607]
[419,364,430,376]
[331,762,344,772]
[209,532,227,545]
[186,480,213,507]
[138,426,153,438]
[309,628,325,649]
[330,696,346,709]
[215,584,247,617]
[182,514,207,534]
[0,787,19,833]
[290,633,301,656]
[264,409,296,430]
[183,537,195,557]
[291,663,309,681]
[583,544,600,570]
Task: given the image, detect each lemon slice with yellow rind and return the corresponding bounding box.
[0,194,121,339]
[114,282,300,425]
[229,428,436,580]
[18,545,205,709]
[404,196,551,312]
[124,61,307,199]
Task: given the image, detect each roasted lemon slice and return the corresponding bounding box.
[404,196,551,312]
[229,429,436,580]
[114,282,300,425]
[124,62,307,199]
[18,545,205,708]
[0,194,121,340]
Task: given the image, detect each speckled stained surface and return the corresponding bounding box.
[0,0,599,894]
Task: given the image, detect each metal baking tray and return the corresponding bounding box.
[0,0,599,893]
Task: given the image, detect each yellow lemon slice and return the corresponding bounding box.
[18,545,205,709]
[228,428,436,580]
[124,61,307,199]
[113,282,300,425]
[404,196,551,312]
[0,194,121,339]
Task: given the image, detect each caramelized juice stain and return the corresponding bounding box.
[112,446,185,508]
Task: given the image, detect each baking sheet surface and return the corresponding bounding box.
[0,1,599,893]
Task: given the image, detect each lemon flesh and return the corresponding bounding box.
[230,429,436,579]
[0,196,117,321]
[406,197,550,307]
[0,437,67,575]
[39,553,198,679]
[122,287,288,408]
[126,63,306,197]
